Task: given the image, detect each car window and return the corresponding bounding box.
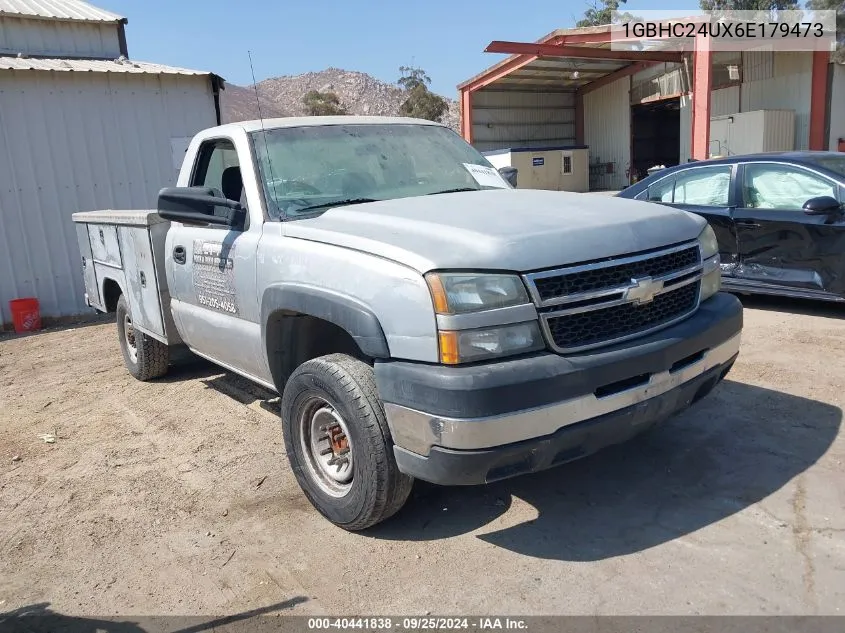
[672,166,732,206]
[743,163,838,210]
[644,165,732,206]
[806,156,845,178]
[646,177,674,202]
[192,139,243,203]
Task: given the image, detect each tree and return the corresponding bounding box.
[398,66,430,91]
[576,0,628,27]
[699,0,799,11]
[806,0,845,62]
[302,90,347,116]
[397,66,448,122]
[698,0,842,60]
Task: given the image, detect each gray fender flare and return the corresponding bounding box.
[260,283,390,359]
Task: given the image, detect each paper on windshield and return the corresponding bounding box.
[463,163,510,189]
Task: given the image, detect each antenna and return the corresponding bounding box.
[248,50,280,214]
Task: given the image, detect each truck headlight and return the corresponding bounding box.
[425,273,530,314]
[438,321,545,364]
[698,225,721,302]
[425,272,545,363]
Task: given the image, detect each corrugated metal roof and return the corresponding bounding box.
[0,0,123,23]
[0,56,211,75]
[497,57,628,90]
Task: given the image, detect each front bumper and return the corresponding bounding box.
[375,292,742,486]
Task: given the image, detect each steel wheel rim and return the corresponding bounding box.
[123,312,138,363]
[299,396,354,498]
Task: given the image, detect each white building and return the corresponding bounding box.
[0,0,224,326]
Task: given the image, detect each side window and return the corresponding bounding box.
[646,177,675,202]
[191,139,244,205]
[672,166,732,206]
[743,163,838,210]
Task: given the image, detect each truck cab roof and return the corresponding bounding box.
[206,115,447,137]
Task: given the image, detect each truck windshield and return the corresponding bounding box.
[250,123,510,219]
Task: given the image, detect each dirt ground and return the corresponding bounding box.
[1,295,843,619]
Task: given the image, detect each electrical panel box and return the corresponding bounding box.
[483,146,590,192]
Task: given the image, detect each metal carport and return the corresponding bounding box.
[458,23,831,167]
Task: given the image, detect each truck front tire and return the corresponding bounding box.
[281,353,414,531]
[116,294,169,381]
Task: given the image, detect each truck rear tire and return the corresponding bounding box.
[116,294,169,381]
[281,353,414,531]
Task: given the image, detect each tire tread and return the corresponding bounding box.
[116,295,169,381]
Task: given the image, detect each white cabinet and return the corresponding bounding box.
[483,146,590,192]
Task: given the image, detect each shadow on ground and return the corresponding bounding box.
[0,598,308,633]
[367,380,841,561]
[735,293,844,319]
[153,356,280,415]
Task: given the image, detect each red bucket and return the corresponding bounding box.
[9,297,41,334]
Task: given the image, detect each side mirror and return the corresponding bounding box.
[802,195,842,216]
[498,166,518,188]
[157,187,246,227]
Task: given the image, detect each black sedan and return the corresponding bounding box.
[616,151,845,302]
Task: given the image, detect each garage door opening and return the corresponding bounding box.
[631,98,680,182]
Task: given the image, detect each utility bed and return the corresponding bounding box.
[72,210,181,345]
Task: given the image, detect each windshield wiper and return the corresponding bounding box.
[426,188,479,195]
[291,198,380,214]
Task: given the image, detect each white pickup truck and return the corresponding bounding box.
[73,116,743,530]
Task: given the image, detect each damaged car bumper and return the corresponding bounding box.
[375,292,743,486]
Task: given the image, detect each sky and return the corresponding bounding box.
[103,0,702,96]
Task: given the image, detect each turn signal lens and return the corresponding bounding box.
[427,273,450,314]
[438,331,460,365]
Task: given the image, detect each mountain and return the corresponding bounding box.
[219,68,460,132]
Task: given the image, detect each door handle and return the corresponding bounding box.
[173,245,186,264]
[734,219,761,228]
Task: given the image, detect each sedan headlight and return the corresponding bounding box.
[698,225,721,301]
[425,272,545,363]
[425,273,530,314]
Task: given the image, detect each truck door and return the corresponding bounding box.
[165,137,268,382]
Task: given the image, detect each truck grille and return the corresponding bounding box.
[545,281,700,351]
[523,242,703,353]
[533,245,700,301]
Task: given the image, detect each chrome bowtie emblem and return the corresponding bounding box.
[625,276,664,305]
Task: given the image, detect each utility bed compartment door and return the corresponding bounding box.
[88,224,122,268]
[118,226,165,338]
[75,224,102,310]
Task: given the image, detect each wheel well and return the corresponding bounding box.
[265,311,371,393]
[102,278,122,312]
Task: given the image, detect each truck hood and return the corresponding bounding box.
[283,189,707,273]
